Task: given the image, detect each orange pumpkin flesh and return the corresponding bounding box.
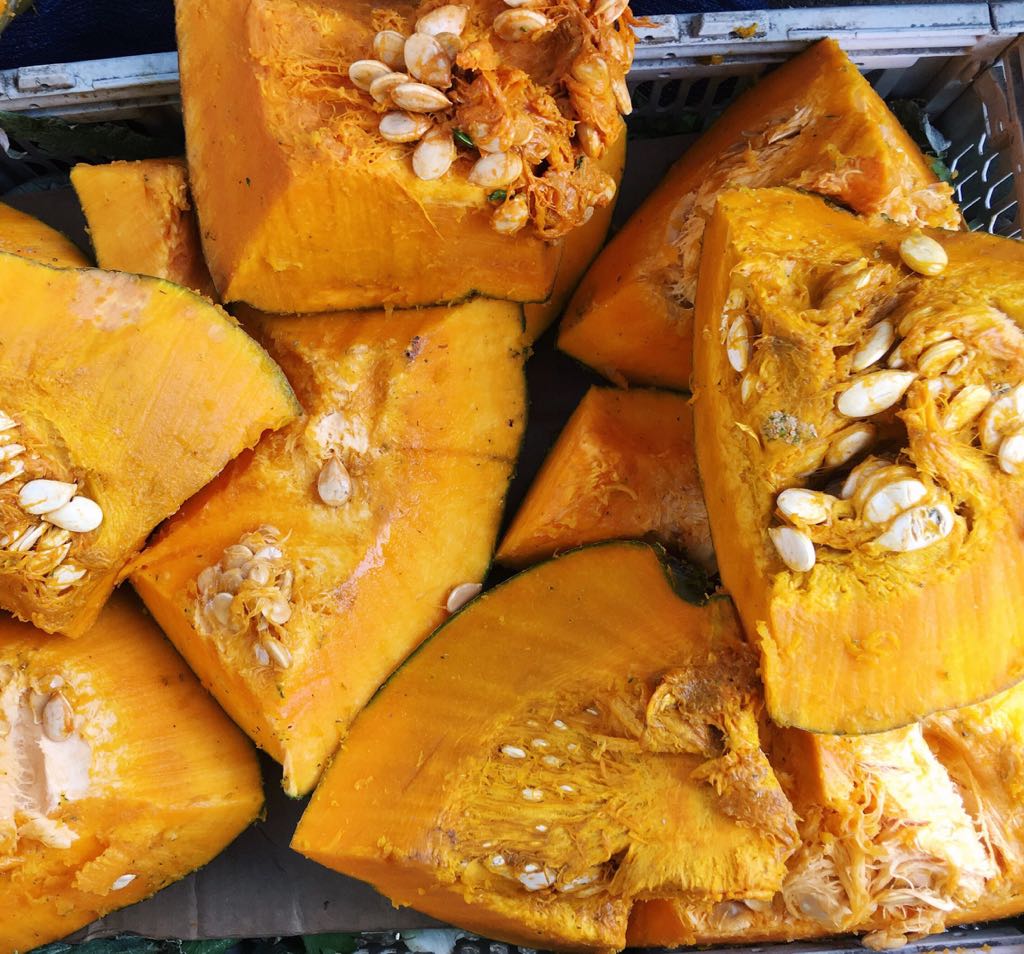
[693,186,1024,734]
[0,253,298,638]
[293,542,799,951]
[559,37,959,390]
[0,591,263,953]
[71,158,218,298]
[132,297,525,796]
[497,386,713,570]
[0,203,88,268]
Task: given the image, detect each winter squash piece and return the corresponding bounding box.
[0,202,87,268]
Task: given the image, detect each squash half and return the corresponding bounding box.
[0,202,87,268]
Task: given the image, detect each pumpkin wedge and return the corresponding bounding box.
[497,387,713,569]
[0,202,87,268]
[293,542,799,951]
[0,591,263,953]
[71,158,218,298]
[693,186,1024,733]
[559,37,959,390]
[132,297,525,796]
[0,253,298,638]
[175,0,635,312]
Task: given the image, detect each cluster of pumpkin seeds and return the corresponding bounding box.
[0,411,101,589]
[195,526,295,670]
[347,0,628,235]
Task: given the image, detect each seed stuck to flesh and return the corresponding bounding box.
[521,787,544,802]
[493,8,548,40]
[403,33,451,88]
[222,544,253,570]
[501,744,526,758]
[841,457,889,500]
[413,127,457,181]
[998,430,1024,475]
[824,422,876,468]
[0,411,17,431]
[0,459,25,487]
[18,479,77,516]
[10,523,47,552]
[519,868,555,891]
[899,232,949,276]
[768,526,816,573]
[369,70,411,103]
[862,478,928,525]
[726,316,752,373]
[875,503,954,552]
[209,592,234,627]
[611,73,632,115]
[850,320,895,372]
[942,384,992,432]
[43,495,103,533]
[254,643,271,667]
[41,692,73,742]
[837,370,917,418]
[391,82,451,112]
[317,456,352,507]
[348,59,392,91]
[776,488,835,526]
[917,338,966,377]
[592,0,629,22]
[0,443,26,461]
[979,384,1024,453]
[576,121,602,158]
[373,30,407,68]
[446,581,482,613]
[491,195,530,235]
[111,874,137,891]
[468,151,524,189]
[379,111,432,144]
[262,638,293,670]
[415,4,468,36]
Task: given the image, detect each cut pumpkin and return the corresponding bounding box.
[693,186,1024,733]
[175,0,635,312]
[0,591,263,953]
[293,542,799,951]
[132,297,525,796]
[559,37,959,390]
[71,158,218,299]
[497,386,713,570]
[0,202,88,268]
[0,253,298,638]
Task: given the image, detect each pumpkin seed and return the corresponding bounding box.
[941,384,992,432]
[493,8,548,40]
[435,31,462,59]
[50,563,86,587]
[500,744,526,758]
[262,638,293,669]
[209,592,234,627]
[0,443,26,461]
[0,411,17,431]
[541,755,561,768]
[10,523,47,552]
[768,526,816,573]
[917,337,965,377]
[403,33,451,88]
[576,121,602,158]
[197,565,219,593]
[503,0,541,5]
[519,868,555,891]
[412,127,457,180]
[391,82,451,112]
[850,320,895,372]
[446,581,482,613]
[862,478,928,524]
[43,496,103,533]
[37,527,72,550]
[571,55,610,90]
[998,430,1024,475]
[824,422,875,468]
[611,72,632,115]
[592,0,628,22]
[946,351,971,376]
[491,195,530,235]
[261,597,293,626]
[776,488,835,525]
[740,373,757,404]
[836,370,916,418]
[348,59,392,91]
[220,567,246,593]
[317,456,352,506]
[379,111,432,144]
[252,545,282,561]
[899,232,948,276]
[521,787,544,801]
[726,316,752,373]
[979,384,1024,452]
[247,562,271,586]
[254,643,271,667]
[42,692,73,742]
[468,151,523,189]
[0,459,25,487]
[369,70,410,103]
[18,479,77,516]
[222,544,253,570]
[111,874,137,891]
[373,30,407,69]
[415,4,468,36]
[875,503,953,552]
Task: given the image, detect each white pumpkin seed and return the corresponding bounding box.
[369,70,410,103]
[111,874,137,891]
[38,527,72,550]
[500,744,526,758]
[941,384,992,432]
[379,111,432,143]
[998,430,1024,475]
[10,523,47,552]
[51,563,86,587]
[576,121,602,158]
[403,33,451,88]
[373,30,407,69]
[979,384,1024,452]
[0,443,25,461]
[592,0,628,22]
[247,562,272,586]
[776,488,835,525]
[493,8,548,40]
[209,592,234,627]
[391,81,451,112]
[492,195,530,235]
[43,496,103,533]
[824,422,875,468]
[446,581,482,613]
[468,151,523,189]
[726,316,752,373]
[254,643,271,667]
[222,544,253,569]
[875,503,953,552]
[862,478,928,524]
[519,868,555,891]
[435,31,462,59]
[571,55,610,90]
[850,320,895,372]
[899,232,948,276]
[317,456,352,506]
[836,370,917,418]
[348,59,392,91]
[917,337,965,377]
[611,73,632,115]
[262,638,293,669]
[768,526,816,573]
[415,4,468,36]
[521,787,544,801]
[220,567,246,593]
[252,545,282,561]
[0,459,25,487]
[740,373,757,404]
[0,411,17,431]
[261,598,293,626]
[42,692,73,742]
[18,479,77,516]
[413,127,457,180]
[197,565,219,593]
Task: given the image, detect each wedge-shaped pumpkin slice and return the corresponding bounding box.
[497,387,713,569]
[694,186,1024,733]
[0,253,298,638]
[293,543,798,951]
[132,298,525,796]
[630,722,996,948]
[175,0,635,313]
[71,158,218,298]
[0,591,263,952]
[0,202,88,267]
[559,38,959,390]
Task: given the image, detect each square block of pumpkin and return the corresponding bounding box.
[131,297,526,796]
[559,38,960,390]
[0,592,263,952]
[0,248,298,637]
[693,186,1024,734]
[175,0,632,313]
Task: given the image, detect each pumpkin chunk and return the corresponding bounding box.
[0,592,263,952]
[293,543,798,951]
[0,253,298,637]
[559,38,959,390]
[175,0,636,312]
[71,158,218,298]
[693,186,1024,733]
[497,386,713,569]
[0,202,88,268]
[132,298,525,796]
